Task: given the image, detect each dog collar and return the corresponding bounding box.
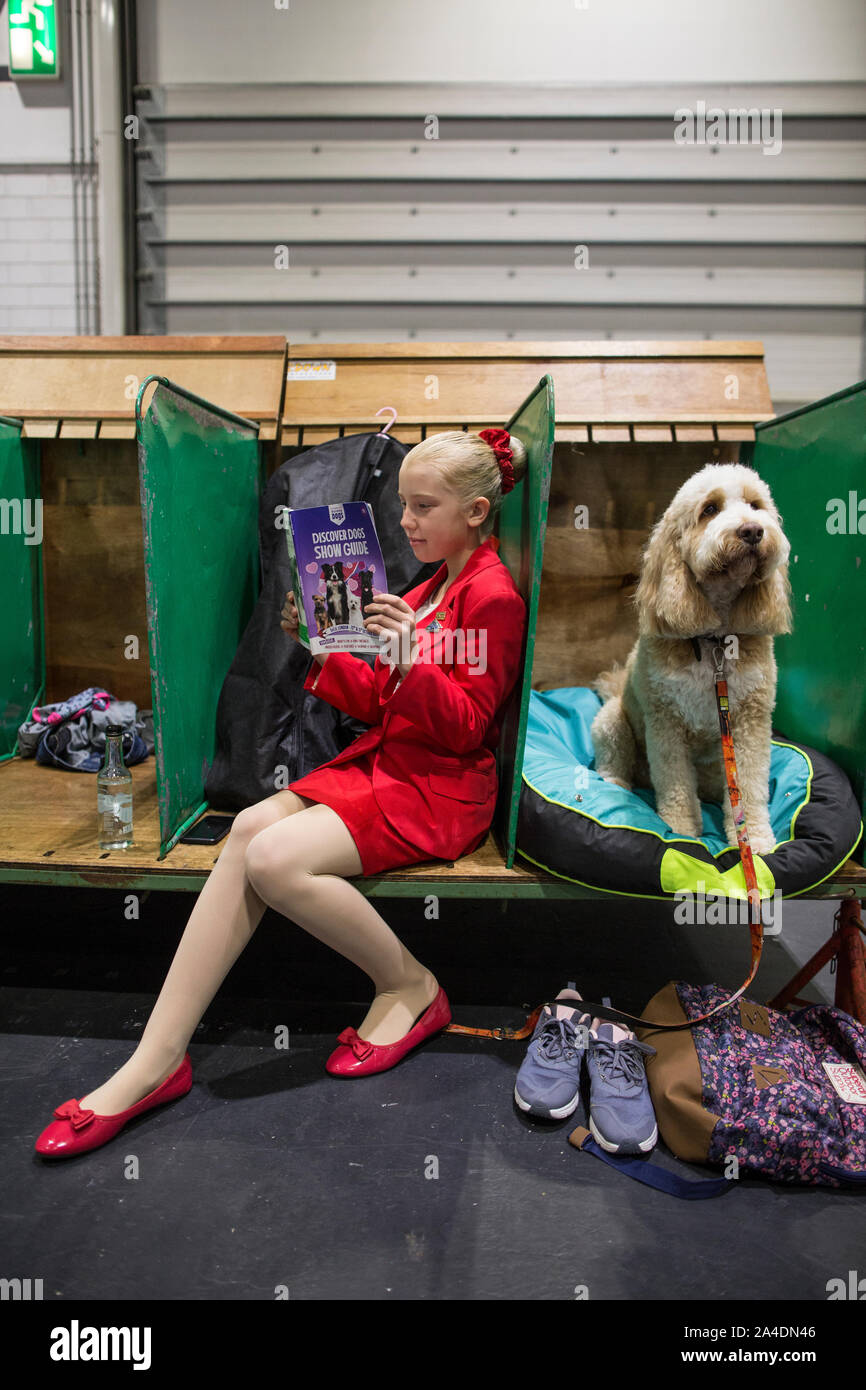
[690,634,726,662]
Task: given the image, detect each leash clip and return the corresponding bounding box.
[711,642,726,680]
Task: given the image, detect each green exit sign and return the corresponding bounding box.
[8,0,60,79]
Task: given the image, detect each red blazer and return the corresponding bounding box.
[302,535,528,861]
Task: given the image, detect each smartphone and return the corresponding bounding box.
[179,814,235,846]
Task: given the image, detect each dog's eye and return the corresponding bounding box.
[750,501,761,510]
[701,502,718,518]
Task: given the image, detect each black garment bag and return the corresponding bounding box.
[204,431,438,810]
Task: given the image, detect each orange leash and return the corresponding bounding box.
[446,1004,544,1041]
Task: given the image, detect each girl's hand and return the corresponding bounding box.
[279,589,302,644]
[364,594,418,677]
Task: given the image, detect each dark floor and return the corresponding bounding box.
[3,884,863,1302]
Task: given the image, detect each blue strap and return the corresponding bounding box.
[570,1129,732,1200]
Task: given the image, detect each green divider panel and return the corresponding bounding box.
[496,375,555,868]
[136,377,261,857]
[0,416,44,760]
[749,380,866,820]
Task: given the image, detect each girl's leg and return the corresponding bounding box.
[242,808,439,1046]
[77,790,315,1116]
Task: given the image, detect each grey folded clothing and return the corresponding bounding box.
[61,698,141,756]
[17,687,154,769]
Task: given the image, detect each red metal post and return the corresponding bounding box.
[769,897,866,1025]
[834,898,866,1023]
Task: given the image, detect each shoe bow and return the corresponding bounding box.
[53,1099,95,1131]
[336,1027,373,1061]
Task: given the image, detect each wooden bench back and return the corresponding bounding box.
[282,339,773,446]
[0,335,286,442]
[0,336,287,712]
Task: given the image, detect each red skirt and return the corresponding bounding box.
[287,748,438,877]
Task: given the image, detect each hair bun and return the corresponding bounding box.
[507,434,528,474]
[502,433,527,491]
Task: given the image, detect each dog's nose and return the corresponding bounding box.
[737,523,764,546]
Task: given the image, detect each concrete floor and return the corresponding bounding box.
[3,884,864,1303]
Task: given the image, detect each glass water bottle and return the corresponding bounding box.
[97,723,133,849]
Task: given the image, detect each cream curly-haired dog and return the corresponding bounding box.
[590,463,792,854]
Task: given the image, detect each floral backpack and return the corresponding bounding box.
[569,980,866,1197]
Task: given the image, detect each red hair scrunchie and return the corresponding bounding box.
[479,427,516,495]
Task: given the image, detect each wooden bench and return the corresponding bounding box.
[1,750,862,900]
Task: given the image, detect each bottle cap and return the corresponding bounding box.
[106,723,123,735]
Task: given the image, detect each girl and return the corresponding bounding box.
[35,429,528,1157]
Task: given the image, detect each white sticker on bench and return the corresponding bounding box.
[288,361,337,381]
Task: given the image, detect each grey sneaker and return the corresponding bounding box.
[585,1020,658,1154]
[513,983,592,1119]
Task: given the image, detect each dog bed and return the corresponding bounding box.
[516,687,863,899]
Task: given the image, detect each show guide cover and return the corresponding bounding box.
[280,502,389,654]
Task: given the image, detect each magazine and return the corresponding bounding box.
[280,501,388,654]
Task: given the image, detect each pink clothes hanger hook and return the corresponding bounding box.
[376,406,398,436]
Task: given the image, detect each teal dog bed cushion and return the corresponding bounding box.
[517,687,863,899]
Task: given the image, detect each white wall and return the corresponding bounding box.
[1,0,863,398]
[130,0,866,411]
[0,9,77,332]
[136,0,866,85]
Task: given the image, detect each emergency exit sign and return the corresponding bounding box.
[8,0,60,79]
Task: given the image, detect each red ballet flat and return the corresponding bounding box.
[34,1054,193,1159]
[326,987,452,1077]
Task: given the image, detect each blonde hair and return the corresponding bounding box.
[402,431,528,542]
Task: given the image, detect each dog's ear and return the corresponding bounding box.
[727,564,793,635]
[635,511,721,637]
